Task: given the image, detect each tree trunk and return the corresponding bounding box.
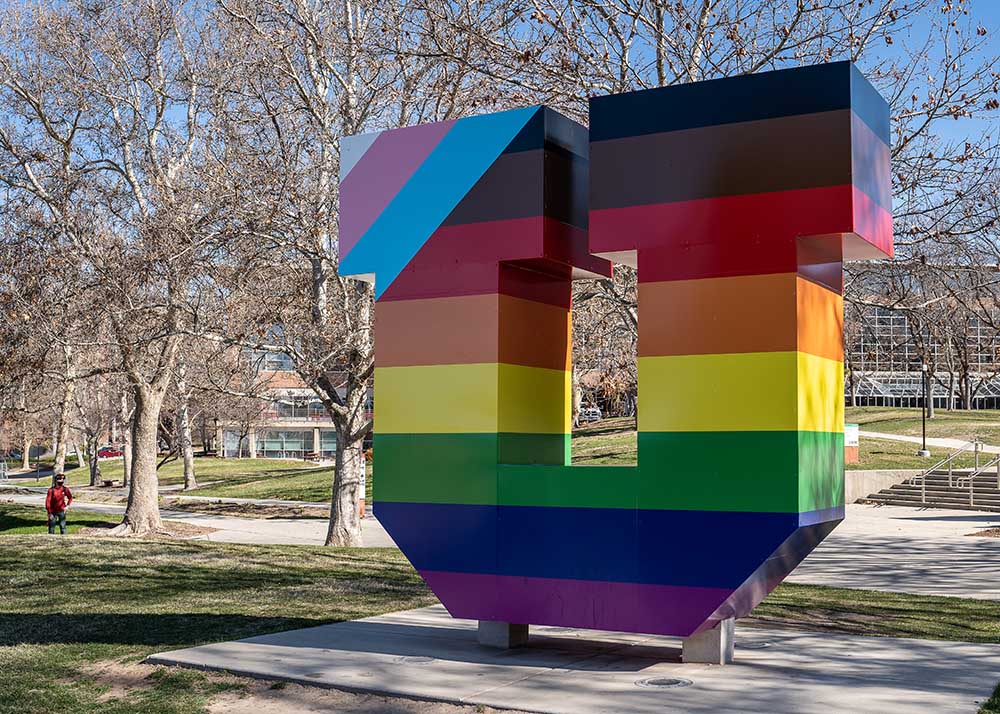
[120,393,132,488]
[176,407,196,490]
[52,377,76,482]
[571,365,582,428]
[20,433,30,471]
[176,363,197,490]
[122,428,133,489]
[325,434,364,547]
[88,434,102,487]
[112,387,164,535]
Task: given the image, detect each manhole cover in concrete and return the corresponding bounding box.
[396,656,435,664]
[635,676,693,689]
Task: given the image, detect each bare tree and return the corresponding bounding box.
[208,0,515,545]
[0,0,233,534]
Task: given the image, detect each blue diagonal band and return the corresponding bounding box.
[339,106,540,298]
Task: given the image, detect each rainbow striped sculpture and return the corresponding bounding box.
[339,62,892,638]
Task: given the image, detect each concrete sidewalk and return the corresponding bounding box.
[148,604,1000,714]
[862,430,1000,454]
[0,493,394,548]
[788,503,1000,599]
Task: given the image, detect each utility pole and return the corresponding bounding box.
[918,363,930,457]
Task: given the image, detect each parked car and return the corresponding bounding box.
[579,407,603,423]
[97,445,125,459]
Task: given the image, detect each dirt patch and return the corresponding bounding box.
[0,488,45,497]
[74,491,129,504]
[76,520,217,539]
[746,611,888,637]
[969,527,1000,537]
[83,659,527,713]
[162,500,328,520]
[77,660,167,701]
[207,677,528,714]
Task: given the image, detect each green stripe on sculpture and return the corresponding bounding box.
[374,431,842,512]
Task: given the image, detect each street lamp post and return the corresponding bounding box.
[918,363,931,457]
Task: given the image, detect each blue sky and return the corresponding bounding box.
[883,2,1000,144]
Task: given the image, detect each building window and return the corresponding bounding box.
[258,430,314,459]
[262,352,294,371]
[319,430,337,458]
[223,430,249,458]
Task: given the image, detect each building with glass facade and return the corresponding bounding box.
[847,304,1000,408]
[216,361,372,460]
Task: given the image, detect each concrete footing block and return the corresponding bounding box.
[682,618,735,664]
[478,621,529,648]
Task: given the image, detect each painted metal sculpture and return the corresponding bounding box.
[339,62,893,638]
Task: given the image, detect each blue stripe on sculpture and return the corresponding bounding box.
[374,501,841,589]
[340,106,541,298]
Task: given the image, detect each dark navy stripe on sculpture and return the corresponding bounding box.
[504,106,589,158]
[441,149,588,229]
[374,502,838,589]
[849,63,892,147]
[590,61,890,147]
[592,62,845,142]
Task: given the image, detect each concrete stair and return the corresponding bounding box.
[864,471,1000,511]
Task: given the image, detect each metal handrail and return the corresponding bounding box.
[956,454,1000,507]
[912,441,980,503]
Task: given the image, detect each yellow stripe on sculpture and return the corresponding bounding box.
[375,363,570,434]
[638,351,843,433]
[797,351,845,434]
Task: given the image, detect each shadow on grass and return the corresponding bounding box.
[572,420,636,438]
[0,613,324,647]
[0,512,118,534]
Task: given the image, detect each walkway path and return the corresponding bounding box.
[862,429,1000,454]
[788,503,1000,599]
[0,493,393,548]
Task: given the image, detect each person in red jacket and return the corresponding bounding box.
[45,474,73,535]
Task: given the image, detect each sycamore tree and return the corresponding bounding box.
[0,0,233,534]
[207,0,514,545]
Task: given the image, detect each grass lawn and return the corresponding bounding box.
[189,460,372,504]
[849,436,981,471]
[846,406,1000,445]
[0,503,118,534]
[0,507,434,713]
[571,416,637,465]
[3,503,1000,711]
[984,685,1000,714]
[64,457,319,490]
[979,684,1000,714]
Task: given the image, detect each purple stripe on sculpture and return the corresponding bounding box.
[339,119,456,260]
[421,571,733,637]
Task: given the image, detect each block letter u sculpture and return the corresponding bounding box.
[339,62,893,638]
